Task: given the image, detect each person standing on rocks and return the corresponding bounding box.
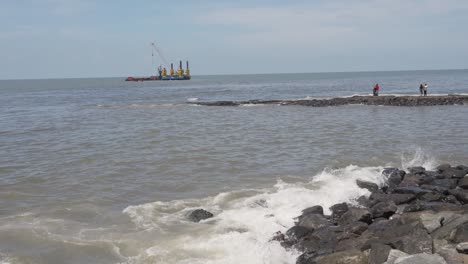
[373,83,379,96]
[423,83,428,96]
[419,84,424,96]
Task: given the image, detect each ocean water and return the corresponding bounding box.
[0,70,468,264]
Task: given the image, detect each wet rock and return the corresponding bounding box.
[448,189,468,204]
[393,253,447,264]
[456,242,468,254]
[388,226,433,254]
[385,249,408,264]
[402,201,426,213]
[357,195,372,207]
[437,164,452,172]
[370,193,416,205]
[301,205,324,216]
[297,213,329,230]
[371,201,397,218]
[409,167,426,175]
[393,186,431,196]
[383,168,405,189]
[420,192,443,202]
[188,209,213,222]
[330,203,349,222]
[296,251,318,264]
[312,249,368,264]
[344,221,369,235]
[458,177,468,189]
[398,174,423,187]
[420,184,449,194]
[356,179,379,192]
[443,168,467,179]
[442,195,460,204]
[338,207,372,225]
[286,226,313,243]
[369,243,392,264]
[432,179,459,190]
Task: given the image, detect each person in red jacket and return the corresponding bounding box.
[373,83,380,96]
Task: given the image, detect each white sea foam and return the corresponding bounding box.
[122,164,394,264]
[187,98,199,102]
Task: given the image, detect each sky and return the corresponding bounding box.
[1,0,468,79]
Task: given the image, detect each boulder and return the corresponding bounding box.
[402,201,426,213]
[419,212,458,233]
[448,189,468,204]
[356,179,379,192]
[420,192,443,202]
[297,213,330,230]
[369,243,392,264]
[285,226,313,243]
[408,167,426,175]
[388,226,433,254]
[313,249,368,264]
[450,222,468,243]
[420,184,449,194]
[370,193,416,206]
[434,240,467,264]
[456,242,468,254]
[458,177,468,189]
[456,165,468,174]
[330,203,349,222]
[437,164,452,172]
[385,249,408,264]
[431,214,468,240]
[301,205,324,216]
[432,179,459,190]
[398,174,423,187]
[441,168,466,179]
[371,201,397,218]
[188,209,213,222]
[343,221,369,235]
[338,207,372,225]
[393,186,432,196]
[393,253,447,264]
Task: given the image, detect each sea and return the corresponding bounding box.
[0,70,468,264]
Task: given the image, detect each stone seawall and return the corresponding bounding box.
[190,95,468,107]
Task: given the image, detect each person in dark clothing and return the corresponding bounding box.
[419,84,424,96]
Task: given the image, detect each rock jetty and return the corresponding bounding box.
[273,164,468,264]
[189,95,468,107]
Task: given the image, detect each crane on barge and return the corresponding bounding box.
[125,42,191,82]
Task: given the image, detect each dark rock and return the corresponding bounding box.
[451,222,468,243]
[286,226,313,243]
[301,205,324,216]
[402,201,426,213]
[370,193,416,205]
[356,179,379,192]
[432,179,459,189]
[388,226,433,254]
[398,174,423,187]
[441,168,467,179]
[437,164,452,172]
[188,209,213,222]
[409,166,426,175]
[383,168,405,189]
[338,207,372,225]
[424,202,463,212]
[294,227,340,255]
[297,213,330,230]
[296,251,317,264]
[344,221,369,235]
[431,214,468,240]
[448,189,468,204]
[311,250,368,264]
[420,184,449,194]
[442,195,460,204]
[330,203,349,222]
[420,192,443,202]
[369,243,392,264]
[393,186,432,196]
[458,177,468,189]
[356,195,371,207]
[371,201,397,218]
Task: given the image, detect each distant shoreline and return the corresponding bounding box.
[190,95,468,107]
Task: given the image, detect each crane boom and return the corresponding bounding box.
[151,42,169,67]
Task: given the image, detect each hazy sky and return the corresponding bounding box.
[1,0,468,79]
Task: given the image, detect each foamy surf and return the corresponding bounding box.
[122,163,421,264]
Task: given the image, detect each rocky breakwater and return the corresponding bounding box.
[273,164,468,264]
[189,95,468,107]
